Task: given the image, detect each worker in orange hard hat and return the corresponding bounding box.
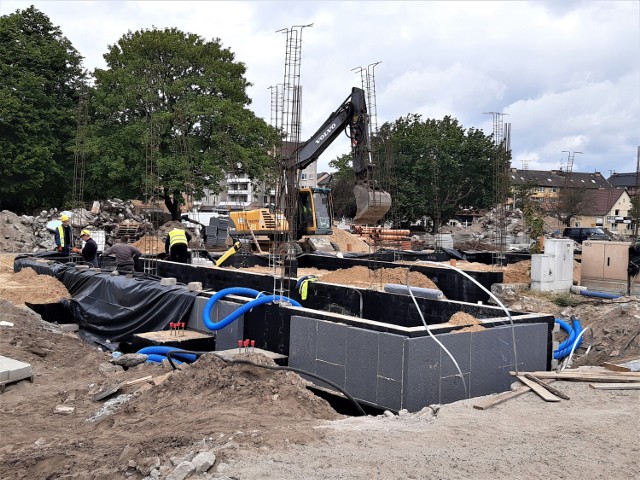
[54,214,72,255]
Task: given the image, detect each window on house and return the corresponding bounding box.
[615,209,620,215]
[537,187,545,192]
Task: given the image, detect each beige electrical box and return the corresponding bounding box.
[581,241,630,294]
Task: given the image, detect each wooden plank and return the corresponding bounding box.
[473,386,532,410]
[602,362,632,373]
[510,371,640,382]
[523,374,570,400]
[472,379,558,410]
[516,375,561,402]
[589,383,640,390]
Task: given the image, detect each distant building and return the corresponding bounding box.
[509,168,611,208]
[607,172,640,197]
[571,189,633,236]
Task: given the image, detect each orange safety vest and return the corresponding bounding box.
[168,229,188,248]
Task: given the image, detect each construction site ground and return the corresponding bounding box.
[1,253,639,479]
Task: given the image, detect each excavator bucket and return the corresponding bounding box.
[353,185,392,224]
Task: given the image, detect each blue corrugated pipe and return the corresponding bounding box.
[579,290,621,299]
[203,287,301,331]
[137,346,196,363]
[144,353,183,364]
[554,317,583,360]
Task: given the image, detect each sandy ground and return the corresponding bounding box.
[1,253,639,479]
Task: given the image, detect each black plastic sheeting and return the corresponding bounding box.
[14,254,197,344]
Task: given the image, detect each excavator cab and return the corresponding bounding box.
[353,184,391,225]
[297,188,333,237]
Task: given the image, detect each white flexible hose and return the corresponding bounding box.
[417,261,520,374]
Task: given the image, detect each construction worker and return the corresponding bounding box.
[54,214,72,254]
[79,229,99,268]
[104,236,142,273]
[165,226,192,264]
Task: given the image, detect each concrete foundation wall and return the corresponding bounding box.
[289,315,549,412]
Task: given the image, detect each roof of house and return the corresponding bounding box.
[607,172,640,188]
[577,189,628,216]
[509,169,611,189]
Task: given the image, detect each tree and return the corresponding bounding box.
[0,6,85,213]
[379,114,497,232]
[550,186,588,227]
[328,153,357,218]
[89,28,279,219]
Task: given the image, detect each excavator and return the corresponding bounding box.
[229,87,391,244]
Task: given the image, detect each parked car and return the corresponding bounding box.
[562,227,610,244]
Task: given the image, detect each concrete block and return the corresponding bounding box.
[187,282,203,292]
[212,301,245,351]
[316,360,345,391]
[440,373,469,404]
[345,327,378,402]
[377,332,405,381]
[438,332,471,377]
[402,336,440,412]
[59,323,79,332]
[288,316,318,375]
[317,320,346,365]
[160,277,177,286]
[376,376,403,411]
[469,328,501,397]
[516,323,549,372]
[0,355,32,385]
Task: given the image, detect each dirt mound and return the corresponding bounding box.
[323,228,371,253]
[0,296,339,479]
[447,311,485,332]
[132,235,165,254]
[503,260,531,283]
[319,266,439,290]
[0,264,70,305]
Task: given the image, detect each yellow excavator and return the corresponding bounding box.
[229,87,391,243]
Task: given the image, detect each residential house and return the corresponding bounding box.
[570,189,633,237]
[607,172,639,197]
[509,168,611,209]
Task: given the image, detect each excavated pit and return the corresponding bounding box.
[14,252,553,412]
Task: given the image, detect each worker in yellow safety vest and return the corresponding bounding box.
[165,226,192,264]
[54,214,72,254]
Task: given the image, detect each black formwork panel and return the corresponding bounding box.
[158,260,523,332]
[297,254,502,303]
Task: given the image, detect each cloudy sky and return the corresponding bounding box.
[3,0,639,176]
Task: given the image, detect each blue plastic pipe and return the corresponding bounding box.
[145,353,183,364]
[203,287,301,331]
[553,317,583,360]
[579,290,621,299]
[137,346,197,362]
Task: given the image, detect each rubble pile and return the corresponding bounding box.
[0,200,159,253]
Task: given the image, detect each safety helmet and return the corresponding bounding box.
[60,215,70,222]
[80,229,91,236]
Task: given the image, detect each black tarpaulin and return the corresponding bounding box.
[14,255,197,343]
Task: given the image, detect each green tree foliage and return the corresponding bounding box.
[328,153,356,218]
[89,28,279,219]
[550,186,588,227]
[379,114,497,231]
[0,6,85,212]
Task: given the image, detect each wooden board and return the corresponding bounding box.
[510,371,640,382]
[516,375,561,402]
[473,386,532,410]
[589,383,640,390]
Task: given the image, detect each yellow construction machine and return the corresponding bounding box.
[229,87,391,245]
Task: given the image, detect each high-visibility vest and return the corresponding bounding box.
[57,225,67,247]
[169,229,188,248]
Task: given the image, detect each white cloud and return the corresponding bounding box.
[2,0,638,175]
